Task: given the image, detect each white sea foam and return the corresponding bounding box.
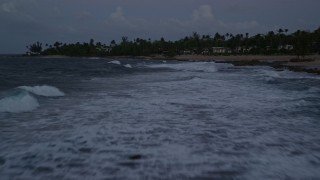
[294,99,309,107]
[108,60,121,65]
[308,87,320,93]
[2,60,320,179]
[258,68,320,80]
[0,85,64,113]
[189,77,204,82]
[147,62,221,73]
[254,69,282,82]
[124,64,132,68]
[0,92,39,113]
[88,57,100,60]
[260,69,280,78]
[18,85,65,97]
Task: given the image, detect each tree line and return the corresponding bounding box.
[26,27,320,58]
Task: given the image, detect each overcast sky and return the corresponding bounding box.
[0,0,319,53]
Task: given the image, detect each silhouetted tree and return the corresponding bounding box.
[26,27,319,57]
[293,30,311,58]
[26,41,42,55]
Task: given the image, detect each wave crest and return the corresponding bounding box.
[0,85,65,113]
[18,85,65,97]
[0,91,39,113]
[124,64,132,68]
[146,62,231,73]
[108,60,121,65]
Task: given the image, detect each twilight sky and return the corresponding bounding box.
[0,0,319,53]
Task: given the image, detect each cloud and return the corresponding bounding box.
[0,2,17,13]
[145,5,218,36]
[0,0,39,23]
[152,5,260,35]
[106,6,151,37]
[192,5,214,21]
[110,6,126,22]
[108,6,137,30]
[1,0,319,53]
[100,4,262,40]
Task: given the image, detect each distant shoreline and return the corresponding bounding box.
[173,54,320,74]
[115,54,320,74]
[18,54,320,75]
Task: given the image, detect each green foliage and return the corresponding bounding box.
[26,27,320,57]
[26,42,42,55]
[293,30,312,58]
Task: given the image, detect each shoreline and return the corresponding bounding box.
[173,55,320,75]
[21,54,320,75]
[118,54,320,74]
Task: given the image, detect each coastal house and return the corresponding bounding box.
[201,49,210,55]
[278,44,293,51]
[212,47,231,54]
[243,47,254,53]
[97,46,112,53]
[235,46,254,54]
[183,50,192,55]
[234,47,243,53]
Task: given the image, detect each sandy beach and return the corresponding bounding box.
[173,54,320,74]
[174,54,319,63]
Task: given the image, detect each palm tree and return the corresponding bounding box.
[89,38,95,46]
[26,41,43,55]
[277,28,284,34]
[121,36,128,45]
[293,30,311,59]
[192,32,200,40]
[110,40,116,47]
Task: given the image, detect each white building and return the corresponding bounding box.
[278,44,294,50]
[212,47,231,54]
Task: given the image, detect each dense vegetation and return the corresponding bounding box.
[26,28,320,58]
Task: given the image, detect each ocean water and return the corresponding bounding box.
[0,57,320,180]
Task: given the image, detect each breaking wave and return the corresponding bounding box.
[18,85,65,97]
[108,60,121,65]
[257,68,320,81]
[0,85,64,113]
[147,62,231,73]
[124,64,132,68]
[0,91,39,113]
[260,69,280,78]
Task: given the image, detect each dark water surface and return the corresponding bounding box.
[1,57,320,179]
